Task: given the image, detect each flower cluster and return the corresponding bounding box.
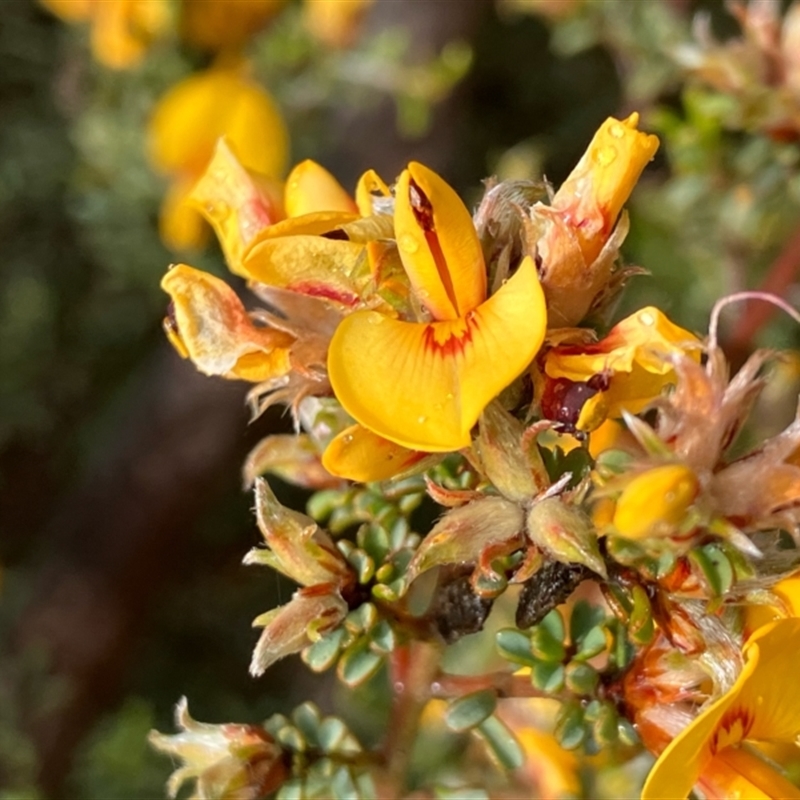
[150,107,800,799]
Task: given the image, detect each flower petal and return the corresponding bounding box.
[189,139,284,272]
[322,424,431,481]
[284,160,358,217]
[328,256,545,451]
[160,177,210,252]
[161,264,294,381]
[394,162,486,320]
[355,169,391,217]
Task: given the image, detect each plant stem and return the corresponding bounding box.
[382,640,443,796]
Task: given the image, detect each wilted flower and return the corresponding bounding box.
[149,697,287,800]
[531,114,660,327]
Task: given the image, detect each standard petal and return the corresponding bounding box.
[327,256,546,451]
[394,162,486,320]
[355,169,391,217]
[322,424,430,481]
[161,264,294,381]
[284,160,358,217]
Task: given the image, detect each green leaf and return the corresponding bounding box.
[302,628,348,673]
[564,662,599,696]
[331,766,359,800]
[317,717,348,754]
[617,718,639,747]
[444,690,497,733]
[530,612,566,662]
[359,522,390,564]
[540,608,565,641]
[292,703,321,747]
[531,661,565,693]
[569,600,606,643]
[475,716,524,770]
[345,603,378,634]
[368,620,395,654]
[495,628,537,668]
[337,639,383,688]
[574,625,607,662]
[592,702,618,747]
[554,701,585,750]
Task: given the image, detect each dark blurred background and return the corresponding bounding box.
[3,1,799,797]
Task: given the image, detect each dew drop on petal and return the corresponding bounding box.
[398,233,420,254]
[638,310,655,326]
[594,146,617,167]
[608,122,625,139]
[417,415,427,424]
[343,434,354,444]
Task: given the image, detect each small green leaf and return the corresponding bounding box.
[629,584,655,646]
[530,613,566,662]
[617,718,639,747]
[369,620,395,654]
[292,703,321,747]
[554,701,585,750]
[277,725,306,752]
[345,603,378,634]
[317,716,348,754]
[495,629,537,668]
[347,549,376,585]
[337,639,383,687]
[592,702,618,746]
[569,600,606,643]
[564,662,599,696]
[331,766,359,800]
[302,628,348,673]
[475,715,524,770]
[531,661,565,693]
[444,690,497,732]
[574,625,607,662]
[359,523,390,564]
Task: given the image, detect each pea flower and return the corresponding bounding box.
[541,306,700,433]
[642,618,800,800]
[180,0,286,52]
[40,0,169,69]
[302,0,373,48]
[149,62,289,251]
[327,161,547,452]
[531,114,659,327]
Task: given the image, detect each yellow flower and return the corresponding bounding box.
[534,114,659,327]
[148,63,289,251]
[303,0,373,48]
[612,464,699,540]
[161,264,294,382]
[180,0,286,52]
[542,307,699,433]
[744,574,800,638]
[642,618,800,800]
[327,161,547,452]
[40,0,169,69]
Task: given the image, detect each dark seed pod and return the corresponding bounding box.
[515,561,590,629]
[430,566,494,644]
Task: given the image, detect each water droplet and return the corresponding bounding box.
[343,434,354,444]
[608,122,625,139]
[398,233,420,254]
[445,393,454,401]
[417,415,427,424]
[639,310,655,326]
[594,146,617,167]
[367,314,385,325]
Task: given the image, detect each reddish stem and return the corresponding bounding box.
[726,222,800,361]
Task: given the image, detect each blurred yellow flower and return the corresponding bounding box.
[40,0,169,68]
[180,0,286,52]
[303,0,373,48]
[327,161,547,452]
[149,63,289,251]
[643,619,800,800]
[542,307,699,433]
